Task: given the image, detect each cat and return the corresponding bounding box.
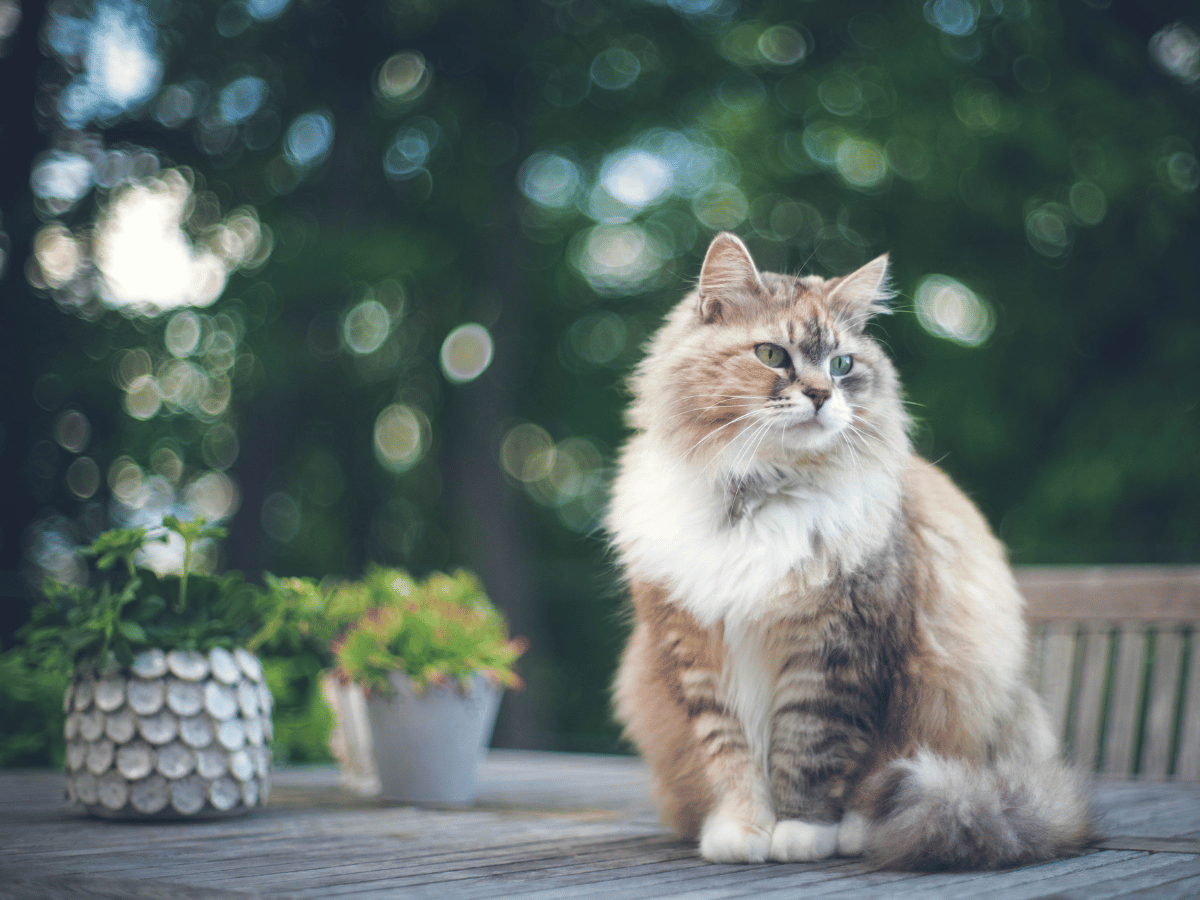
[607,232,1090,870]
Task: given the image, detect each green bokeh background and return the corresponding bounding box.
[1,0,1197,764]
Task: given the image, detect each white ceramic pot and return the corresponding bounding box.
[63,647,273,818]
[363,672,501,804]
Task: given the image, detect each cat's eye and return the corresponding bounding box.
[830,355,853,376]
[754,343,790,368]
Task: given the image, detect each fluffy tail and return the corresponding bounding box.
[858,750,1093,870]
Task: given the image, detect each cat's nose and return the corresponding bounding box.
[801,386,831,410]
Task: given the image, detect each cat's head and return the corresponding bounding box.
[629,232,909,477]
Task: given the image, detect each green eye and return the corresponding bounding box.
[830,355,853,376]
[754,344,790,368]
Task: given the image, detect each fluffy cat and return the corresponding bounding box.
[608,232,1090,870]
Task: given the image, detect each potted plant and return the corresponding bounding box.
[265,568,526,804]
[19,516,274,819]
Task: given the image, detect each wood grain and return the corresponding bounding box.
[2,756,1200,900]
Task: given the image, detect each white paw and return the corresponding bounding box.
[768,820,840,862]
[836,811,868,857]
[699,814,773,863]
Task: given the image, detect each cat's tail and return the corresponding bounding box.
[856,749,1093,870]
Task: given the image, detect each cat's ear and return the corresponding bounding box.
[697,232,764,324]
[826,253,892,332]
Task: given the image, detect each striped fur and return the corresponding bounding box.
[609,234,1091,870]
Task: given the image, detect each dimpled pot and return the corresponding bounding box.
[64,647,273,819]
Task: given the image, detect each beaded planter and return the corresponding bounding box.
[63,646,273,819]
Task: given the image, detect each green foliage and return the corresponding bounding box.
[251,573,375,662]
[329,569,527,694]
[0,649,70,768]
[20,518,267,676]
[261,655,334,765]
[15,0,1200,755]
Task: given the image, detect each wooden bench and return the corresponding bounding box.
[1020,566,1200,780]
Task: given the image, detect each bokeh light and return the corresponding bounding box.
[165,310,202,357]
[49,0,164,128]
[384,120,437,180]
[185,471,241,521]
[1164,151,1200,192]
[924,0,978,37]
[53,410,91,453]
[519,153,583,209]
[590,47,640,91]
[600,149,674,210]
[124,375,162,419]
[285,111,335,168]
[440,324,494,384]
[343,298,391,354]
[757,25,808,66]
[1025,202,1073,257]
[374,404,428,472]
[566,312,626,367]
[501,423,556,483]
[914,275,995,347]
[500,424,608,532]
[1068,182,1107,226]
[66,457,101,499]
[571,224,667,295]
[219,76,268,124]
[246,0,292,22]
[33,224,83,289]
[377,51,430,102]
[57,169,271,316]
[1150,22,1200,86]
[30,151,94,212]
[836,138,888,190]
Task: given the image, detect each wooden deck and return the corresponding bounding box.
[2,751,1199,899]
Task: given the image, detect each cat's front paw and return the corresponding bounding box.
[699,814,773,863]
[768,820,840,862]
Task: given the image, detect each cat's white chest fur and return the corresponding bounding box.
[608,434,902,626]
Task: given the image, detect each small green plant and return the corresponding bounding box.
[20,517,264,676]
[266,568,526,695]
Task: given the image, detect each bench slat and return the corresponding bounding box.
[1018,567,1200,624]
[1040,624,1077,747]
[1104,626,1147,777]
[1177,635,1200,781]
[1140,629,1184,779]
[1071,626,1111,771]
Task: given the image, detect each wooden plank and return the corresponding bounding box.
[1043,859,1200,900]
[1141,629,1185,779]
[1017,566,1200,624]
[1071,625,1112,771]
[1038,624,1078,747]
[5,760,1200,900]
[1103,626,1147,777]
[1177,632,1200,781]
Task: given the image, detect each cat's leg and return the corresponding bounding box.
[766,645,878,862]
[618,587,774,863]
[694,711,775,863]
[684,653,774,862]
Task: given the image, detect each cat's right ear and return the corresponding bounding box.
[697,232,763,324]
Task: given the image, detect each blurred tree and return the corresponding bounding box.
[3,0,1198,757]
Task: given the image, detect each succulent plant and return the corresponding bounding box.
[265,568,526,695]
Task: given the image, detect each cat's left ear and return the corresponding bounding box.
[826,253,892,333]
[697,232,764,324]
